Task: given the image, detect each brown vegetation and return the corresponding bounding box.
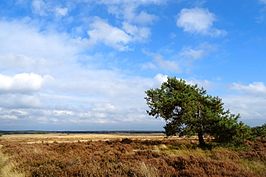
[0,135,265,177]
[0,148,25,177]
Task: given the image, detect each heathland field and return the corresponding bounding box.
[0,134,265,177]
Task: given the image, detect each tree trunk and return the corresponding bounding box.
[198,131,206,147]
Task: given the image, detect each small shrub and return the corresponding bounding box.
[121,138,133,144]
[251,124,266,139]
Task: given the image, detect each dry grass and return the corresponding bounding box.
[0,134,265,177]
[0,151,25,177]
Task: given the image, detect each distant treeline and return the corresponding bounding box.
[0,130,164,135]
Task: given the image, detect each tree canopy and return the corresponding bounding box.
[145,77,249,146]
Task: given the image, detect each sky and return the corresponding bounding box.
[0,0,266,131]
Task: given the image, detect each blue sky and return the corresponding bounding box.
[0,0,266,130]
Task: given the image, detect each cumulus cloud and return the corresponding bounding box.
[54,0,163,51]
[87,18,150,50]
[0,73,52,94]
[176,8,225,36]
[88,18,131,51]
[91,0,162,50]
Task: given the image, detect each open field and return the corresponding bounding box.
[0,133,169,144]
[0,134,265,177]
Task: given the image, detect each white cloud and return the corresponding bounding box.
[231,82,266,94]
[32,0,46,16]
[121,6,157,25]
[143,51,180,72]
[0,94,41,108]
[31,1,70,17]
[154,54,180,72]
[180,48,205,60]
[131,11,157,25]
[87,18,150,51]
[0,54,47,72]
[0,114,18,121]
[176,8,225,36]
[55,7,68,17]
[0,73,52,94]
[141,62,157,70]
[91,103,117,112]
[122,22,150,41]
[177,8,214,33]
[0,20,84,62]
[88,18,131,51]
[154,74,168,85]
[53,110,74,116]
[102,0,160,27]
[153,74,212,90]
[223,81,266,125]
[223,95,266,125]
[186,79,212,90]
[93,0,161,48]
[71,0,163,51]
[142,43,214,73]
[179,43,215,60]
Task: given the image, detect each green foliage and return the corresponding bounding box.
[213,119,252,145]
[251,123,266,138]
[145,77,250,146]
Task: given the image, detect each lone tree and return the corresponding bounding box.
[145,77,249,146]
